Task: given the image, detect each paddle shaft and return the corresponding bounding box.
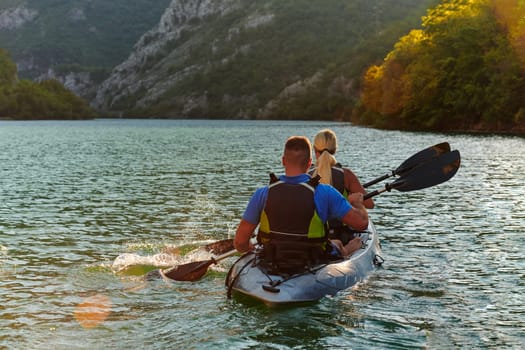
[364,183,395,200]
[212,249,238,263]
[363,172,393,189]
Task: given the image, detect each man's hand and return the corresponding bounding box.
[342,193,368,230]
[348,192,365,209]
[234,219,257,253]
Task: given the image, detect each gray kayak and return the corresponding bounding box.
[225,221,382,307]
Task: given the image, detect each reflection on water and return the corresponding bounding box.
[0,119,523,349]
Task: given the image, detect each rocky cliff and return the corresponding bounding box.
[0,6,37,30]
[92,0,243,114]
[92,0,433,119]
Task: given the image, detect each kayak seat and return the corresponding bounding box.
[327,228,368,245]
[258,241,326,275]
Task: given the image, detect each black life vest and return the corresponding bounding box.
[309,164,353,238]
[330,164,346,195]
[308,163,346,195]
[257,174,328,273]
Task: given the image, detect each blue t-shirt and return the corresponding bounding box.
[242,174,352,225]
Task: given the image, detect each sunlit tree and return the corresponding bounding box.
[360,0,525,132]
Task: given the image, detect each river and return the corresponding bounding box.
[0,119,523,349]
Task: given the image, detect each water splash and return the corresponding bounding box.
[111,252,181,273]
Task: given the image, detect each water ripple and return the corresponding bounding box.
[0,120,523,349]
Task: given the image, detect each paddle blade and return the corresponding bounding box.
[204,238,234,255]
[363,142,451,188]
[162,259,214,281]
[159,250,237,282]
[391,150,460,192]
[394,142,451,175]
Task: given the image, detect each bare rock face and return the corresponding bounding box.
[0,6,38,30]
[39,69,98,101]
[92,0,243,112]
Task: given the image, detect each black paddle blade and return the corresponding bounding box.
[162,259,215,281]
[391,150,460,192]
[394,142,451,175]
[363,142,451,188]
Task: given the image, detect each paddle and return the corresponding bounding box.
[160,249,238,282]
[363,142,451,188]
[159,146,460,282]
[141,238,234,280]
[364,149,460,200]
[203,238,234,255]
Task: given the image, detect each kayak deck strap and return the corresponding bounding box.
[262,284,280,293]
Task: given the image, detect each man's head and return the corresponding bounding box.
[282,136,312,174]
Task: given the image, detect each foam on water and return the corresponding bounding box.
[111,252,181,272]
[111,244,220,274]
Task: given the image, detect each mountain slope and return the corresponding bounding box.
[93,0,436,119]
[0,0,171,79]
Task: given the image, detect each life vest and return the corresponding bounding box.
[330,164,347,196]
[308,163,347,196]
[257,174,328,273]
[309,164,353,240]
[326,165,348,233]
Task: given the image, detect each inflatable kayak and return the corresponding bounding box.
[225,221,383,307]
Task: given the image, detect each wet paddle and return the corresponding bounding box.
[364,149,460,199]
[363,142,451,188]
[203,238,234,255]
[143,238,234,280]
[160,249,238,282]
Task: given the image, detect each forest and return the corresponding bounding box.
[0,49,96,120]
[358,0,525,133]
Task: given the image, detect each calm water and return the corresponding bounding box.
[0,119,523,349]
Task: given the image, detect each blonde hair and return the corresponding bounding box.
[312,129,338,185]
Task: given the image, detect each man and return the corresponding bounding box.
[234,136,368,262]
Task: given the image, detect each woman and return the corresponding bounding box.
[311,129,374,248]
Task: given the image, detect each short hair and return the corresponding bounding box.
[284,136,312,168]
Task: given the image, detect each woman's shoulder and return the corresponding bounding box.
[342,166,358,177]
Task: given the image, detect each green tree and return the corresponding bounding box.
[0,48,18,86]
[360,0,525,132]
[0,49,97,120]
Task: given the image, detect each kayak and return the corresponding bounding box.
[159,143,459,303]
[225,220,383,307]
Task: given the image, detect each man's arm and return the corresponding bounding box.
[234,219,257,253]
[341,193,369,230]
